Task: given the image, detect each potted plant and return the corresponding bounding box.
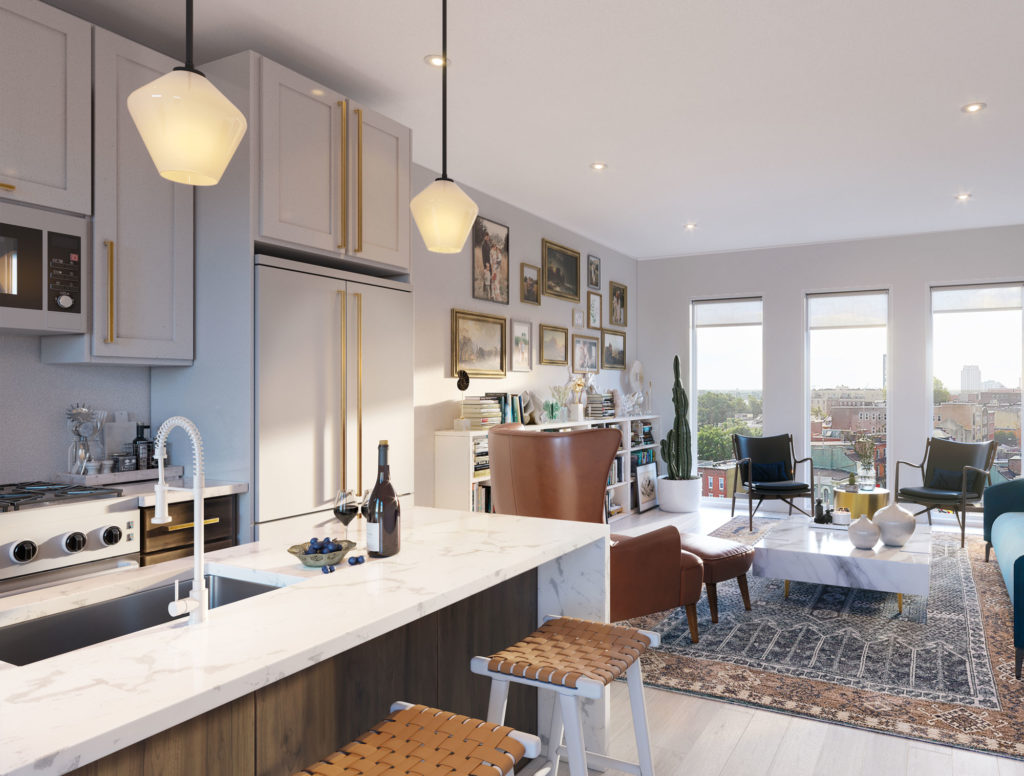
[658,355,701,512]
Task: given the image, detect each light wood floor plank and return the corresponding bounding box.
[952,747,1001,776]
[721,708,791,773]
[906,744,953,775]
[767,715,832,776]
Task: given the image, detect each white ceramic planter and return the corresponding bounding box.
[874,500,916,547]
[569,403,586,421]
[658,477,701,513]
[849,513,881,549]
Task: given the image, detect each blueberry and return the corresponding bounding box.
[309,537,319,545]
[348,556,358,566]
[321,565,330,574]
[356,555,365,564]
[324,543,338,553]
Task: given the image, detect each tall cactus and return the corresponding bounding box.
[660,355,694,480]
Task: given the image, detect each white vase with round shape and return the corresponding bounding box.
[849,513,880,550]
[874,500,916,547]
[658,477,701,513]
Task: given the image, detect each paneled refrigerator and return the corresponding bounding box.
[254,256,413,537]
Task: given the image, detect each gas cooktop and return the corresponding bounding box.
[0,482,124,512]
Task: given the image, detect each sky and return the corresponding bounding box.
[694,310,1022,392]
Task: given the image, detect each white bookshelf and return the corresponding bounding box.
[433,414,661,519]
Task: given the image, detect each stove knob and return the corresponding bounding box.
[11,540,37,563]
[102,526,123,546]
[57,293,74,309]
[64,532,87,553]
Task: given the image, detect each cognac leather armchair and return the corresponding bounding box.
[489,423,705,642]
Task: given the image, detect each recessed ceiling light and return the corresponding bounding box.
[590,162,607,171]
[684,222,697,231]
[424,54,449,67]
[961,102,987,114]
[955,192,972,202]
[311,88,325,97]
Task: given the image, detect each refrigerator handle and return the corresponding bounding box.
[339,289,347,493]
[355,291,363,495]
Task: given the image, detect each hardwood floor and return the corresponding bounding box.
[536,503,1020,776]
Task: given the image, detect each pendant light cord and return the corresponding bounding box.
[439,0,450,182]
[174,0,205,76]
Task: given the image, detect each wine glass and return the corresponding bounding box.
[333,489,361,542]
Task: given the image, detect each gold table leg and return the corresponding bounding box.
[784,580,790,598]
[897,593,903,614]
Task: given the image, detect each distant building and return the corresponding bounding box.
[829,403,887,434]
[934,402,992,442]
[961,365,981,393]
[698,462,743,499]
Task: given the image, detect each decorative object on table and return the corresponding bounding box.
[454,368,472,429]
[566,374,587,420]
[127,0,247,187]
[625,360,646,416]
[587,290,602,329]
[471,216,509,304]
[658,354,701,512]
[450,308,506,378]
[571,307,585,328]
[601,328,626,370]
[636,462,659,512]
[520,263,540,305]
[409,0,479,253]
[848,513,880,549]
[833,486,889,520]
[65,404,107,474]
[587,254,601,290]
[541,238,580,301]
[288,537,357,572]
[539,324,568,365]
[873,499,916,547]
[572,333,599,374]
[520,390,540,424]
[832,508,851,526]
[854,436,876,490]
[814,498,825,522]
[509,319,532,372]
[542,399,561,423]
[366,441,400,558]
[609,280,627,327]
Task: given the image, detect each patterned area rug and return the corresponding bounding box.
[625,517,1024,759]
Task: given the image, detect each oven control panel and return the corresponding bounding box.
[47,231,82,314]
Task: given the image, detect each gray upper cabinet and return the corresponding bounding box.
[41,29,194,365]
[0,0,91,215]
[259,59,410,274]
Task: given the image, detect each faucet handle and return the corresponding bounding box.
[167,579,198,618]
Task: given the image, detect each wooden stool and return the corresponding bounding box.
[292,701,540,776]
[471,616,660,776]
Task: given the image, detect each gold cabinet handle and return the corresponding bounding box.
[0,182,15,192]
[355,292,363,494]
[104,240,115,343]
[337,100,348,250]
[165,517,220,532]
[355,108,363,253]
[339,290,347,493]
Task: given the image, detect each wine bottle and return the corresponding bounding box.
[366,440,400,558]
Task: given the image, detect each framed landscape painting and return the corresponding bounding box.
[539,324,568,365]
[542,239,581,302]
[510,319,532,372]
[609,281,627,327]
[601,328,626,370]
[572,333,599,374]
[472,217,510,304]
[520,263,540,305]
[451,309,506,378]
[587,291,602,330]
[587,255,601,290]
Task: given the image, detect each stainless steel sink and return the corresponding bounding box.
[0,574,280,666]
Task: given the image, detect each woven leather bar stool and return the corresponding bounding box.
[292,701,540,776]
[471,616,660,776]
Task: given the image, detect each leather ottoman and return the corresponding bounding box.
[676,533,754,623]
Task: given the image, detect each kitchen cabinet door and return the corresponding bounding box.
[345,280,414,498]
[0,0,91,215]
[259,59,343,253]
[89,30,194,362]
[346,105,411,273]
[255,265,345,523]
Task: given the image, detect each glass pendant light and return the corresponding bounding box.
[127,0,247,186]
[410,0,479,253]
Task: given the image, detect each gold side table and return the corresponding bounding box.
[834,487,889,520]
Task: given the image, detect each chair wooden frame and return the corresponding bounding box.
[731,433,815,530]
[895,438,997,548]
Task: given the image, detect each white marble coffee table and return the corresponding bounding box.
[751,518,931,613]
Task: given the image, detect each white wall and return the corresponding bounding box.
[637,224,1024,487]
[412,164,637,505]
[0,335,150,481]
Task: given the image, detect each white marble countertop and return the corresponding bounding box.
[0,506,607,776]
[118,478,248,507]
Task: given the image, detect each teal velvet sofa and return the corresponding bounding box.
[983,478,1024,678]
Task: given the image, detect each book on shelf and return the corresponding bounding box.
[586,392,615,419]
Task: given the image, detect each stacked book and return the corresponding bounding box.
[460,396,502,429]
[630,448,656,476]
[471,481,493,513]
[586,393,615,419]
[473,436,489,478]
[483,392,526,424]
[606,456,625,487]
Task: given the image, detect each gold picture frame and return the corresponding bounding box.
[601,328,626,370]
[572,333,599,374]
[542,239,581,302]
[520,262,540,305]
[609,281,627,327]
[451,309,506,378]
[587,291,602,330]
[539,324,569,365]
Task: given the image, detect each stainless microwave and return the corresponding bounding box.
[0,201,87,335]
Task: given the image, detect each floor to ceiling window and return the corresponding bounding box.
[932,284,1022,482]
[807,291,889,502]
[692,298,763,500]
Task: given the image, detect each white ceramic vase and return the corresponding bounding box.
[873,500,916,547]
[658,477,701,513]
[848,513,880,550]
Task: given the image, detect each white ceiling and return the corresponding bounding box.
[44,0,1024,259]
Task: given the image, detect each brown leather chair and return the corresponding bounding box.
[489,423,706,642]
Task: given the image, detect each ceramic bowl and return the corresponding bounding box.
[288,539,357,568]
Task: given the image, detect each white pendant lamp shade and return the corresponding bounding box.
[127,69,247,186]
[410,178,479,254]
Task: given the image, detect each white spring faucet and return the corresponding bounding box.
[152,416,207,625]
